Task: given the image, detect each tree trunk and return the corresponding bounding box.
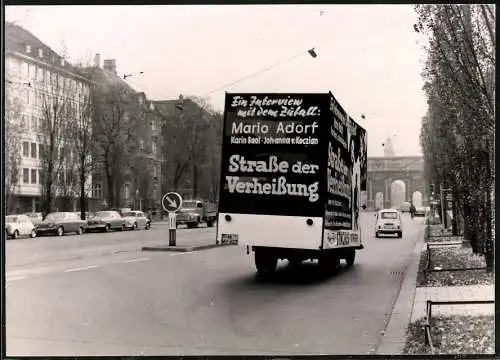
[192,163,199,199]
[451,189,459,236]
[80,168,87,220]
[105,154,114,209]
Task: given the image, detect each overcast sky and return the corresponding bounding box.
[6,5,428,157]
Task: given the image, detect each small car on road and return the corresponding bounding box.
[36,212,87,236]
[5,214,37,239]
[86,211,124,232]
[121,210,151,230]
[375,209,403,238]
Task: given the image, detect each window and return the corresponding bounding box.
[21,62,29,78]
[25,90,30,105]
[30,116,38,131]
[31,143,37,158]
[153,165,157,177]
[37,67,44,82]
[38,169,44,184]
[139,140,144,151]
[39,144,45,159]
[122,183,130,200]
[23,142,29,157]
[23,168,29,183]
[152,141,157,154]
[152,119,157,131]
[21,115,28,130]
[25,44,31,53]
[91,183,102,199]
[31,169,37,184]
[38,49,44,58]
[45,69,50,84]
[29,64,36,80]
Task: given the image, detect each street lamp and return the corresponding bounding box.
[123,71,144,80]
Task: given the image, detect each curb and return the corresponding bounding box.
[375,224,425,355]
[141,243,231,253]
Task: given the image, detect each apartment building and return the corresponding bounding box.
[80,57,163,212]
[5,23,93,213]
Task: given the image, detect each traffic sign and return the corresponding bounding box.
[162,192,183,213]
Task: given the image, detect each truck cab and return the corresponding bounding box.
[176,200,216,228]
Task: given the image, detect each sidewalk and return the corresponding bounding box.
[376,223,495,355]
[411,285,494,321]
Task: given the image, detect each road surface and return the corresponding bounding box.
[6,212,424,356]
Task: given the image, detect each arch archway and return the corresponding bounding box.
[375,192,384,210]
[390,180,406,208]
[412,191,423,208]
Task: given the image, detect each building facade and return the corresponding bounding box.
[5,23,93,214]
[82,57,163,212]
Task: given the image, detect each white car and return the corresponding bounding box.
[121,211,151,230]
[5,214,37,239]
[375,209,403,238]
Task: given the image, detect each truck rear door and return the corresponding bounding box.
[217,93,330,249]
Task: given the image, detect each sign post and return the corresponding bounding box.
[162,192,183,246]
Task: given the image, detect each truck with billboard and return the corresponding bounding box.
[216,92,367,276]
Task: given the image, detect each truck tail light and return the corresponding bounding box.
[225,215,232,222]
[306,218,313,226]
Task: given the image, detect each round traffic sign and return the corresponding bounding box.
[162,192,183,213]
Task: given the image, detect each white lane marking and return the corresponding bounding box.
[170,252,194,256]
[123,257,150,263]
[64,265,99,273]
[6,276,26,282]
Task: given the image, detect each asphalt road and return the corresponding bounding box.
[5,212,424,356]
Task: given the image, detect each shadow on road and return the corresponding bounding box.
[226,261,355,289]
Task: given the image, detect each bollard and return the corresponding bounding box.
[168,212,177,246]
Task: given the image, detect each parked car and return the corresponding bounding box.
[24,212,43,226]
[122,211,151,230]
[74,211,92,220]
[176,200,217,228]
[414,207,426,217]
[86,211,124,232]
[36,212,86,236]
[5,215,37,239]
[375,209,403,238]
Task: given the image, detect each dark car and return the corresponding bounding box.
[36,212,86,236]
[414,207,426,217]
[86,211,124,232]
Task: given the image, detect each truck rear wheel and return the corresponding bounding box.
[206,219,214,227]
[345,249,356,267]
[255,251,277,277]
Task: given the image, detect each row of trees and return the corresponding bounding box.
[157,96,223,203]
[415,4,495,270]
[5,63,224,218]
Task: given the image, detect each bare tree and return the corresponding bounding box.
[4,84,23,213]
[93,83,138,209]
[65,73,95,219]
[38,70,74,215]
[415,4,495,269]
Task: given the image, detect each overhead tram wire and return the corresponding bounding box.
[201,48,318,97]
[120,47,318,106]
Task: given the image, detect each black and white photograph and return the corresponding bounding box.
[3,3,495,357]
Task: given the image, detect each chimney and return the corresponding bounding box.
[103,59,117,75]
[94,53,101,68]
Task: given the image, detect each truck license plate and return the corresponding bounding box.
[221,233,238,245]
